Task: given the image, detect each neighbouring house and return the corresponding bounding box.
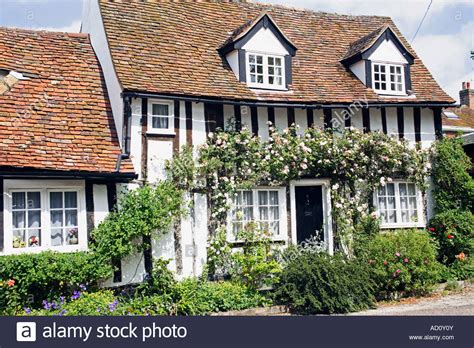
[80,0,455,283]
[442,82,474,137]
[1,1,456,286]
[0,28,136,281]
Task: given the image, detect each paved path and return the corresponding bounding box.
[349,290,474,316]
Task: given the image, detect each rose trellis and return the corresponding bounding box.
[169,124,431,253]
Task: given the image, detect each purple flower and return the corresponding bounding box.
[51,302,60,310]
[71,290,81,300]
[60,296,65,305]
[42,300,51,310]
[58,309,67,316]
[97,308,101,313]
[79,284,87,291]
[24,307,31,314]
[109,300,118,312]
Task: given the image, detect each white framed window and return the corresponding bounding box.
[247,52,285,90]
[147,99,175,134]
[372,62,405,95]
[3,180,87,254]
[228,188,287,241]
[375,181,424,228]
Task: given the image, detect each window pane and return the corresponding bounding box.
[401,210,409,223]
[378,197,386,211]
[250,65,256,73]
[242,191,253,205]
[27,192,41,209]
[28,211,41,228]
[400,196,408,210]
[408,184,416,196]
[396,66,402,74]
[65,210,78,227]
[259,207,268,221]
[256,56,263,64]
[269,191,279,205]
[270,206,279,220]
[249,55,255,63]
[399,183,407,197]
[387,183,395,196]
[387,196,396,210]
[50,192,63,209]
[258,191,268,205]
[375,82,380,89]
[275,57,282,66]
[390,66,395,73]
[13,211,25,229]
[275,67,282,76]
[28,229,40,247]
[374,65,379,72]
[66,227,79,245]
[51,229,63,246]
[388,210,397,223]
[276,77,282,85]
[257,65,263,74]
[380,65,386,73]
[243,207,253,221]
[268,67,274,75]
[152,116,169,129]
[269,76,274,84]
[270,221,279,235]
[13,230,26,248]
[65,192,77,208]
[12,192,25,209]
[268,57,274,65]
[409,197,417,210]
[51,211,63,228]
[250,75,256,83]
[152,104,169,116]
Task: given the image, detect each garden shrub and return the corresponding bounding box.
[173,278,270,315]
[274,251,374,314]
[0,251,111,313]
[228,223,282,289]
[431,137,474,212]
[429,210,474,267]
[364,229,443,299]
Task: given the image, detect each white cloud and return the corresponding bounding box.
[33,19,81,33]
[413,22,473,101]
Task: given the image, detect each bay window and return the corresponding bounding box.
[372,62,405,95]
[375,181,424,228]
[247,53,285,89]
[229,188,287,241]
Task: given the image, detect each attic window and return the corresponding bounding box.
[372,62,405,95]
[247,53,285,89]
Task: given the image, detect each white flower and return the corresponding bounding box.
[332,183,339,190]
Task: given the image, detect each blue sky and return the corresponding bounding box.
[0,0,472,102]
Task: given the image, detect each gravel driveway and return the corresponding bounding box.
[349,289,474,316]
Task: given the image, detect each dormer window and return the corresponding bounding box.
[247,53,285,89]
[372,62,405,95]
[147,99,174,135]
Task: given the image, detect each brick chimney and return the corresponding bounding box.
[460,81,474,109]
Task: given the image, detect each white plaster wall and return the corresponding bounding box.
[223,104,235,131]
[226,50,239,80]
[386,107,399,138]
[241,27,289,55]
[420,108,436,149]
[180,193,194,277]
[294,108,307,135]
[179,101,187,147]
[274,107,288,130]
[404,107,416,146]
[332,108,345,132]
[130,98,142,179]
[147,140,173,183]
[313,109,325,129]
[81,0,124,145]
[193,193,208,276]
[257,107,269,141]
[352,109,363,130]
[349,60,366,84]
[370,108,383,132]
[192,102,207,155]
[368,39,408,64]
[152,230,176,273]
[92,184,108,227]
[240,105,252,130]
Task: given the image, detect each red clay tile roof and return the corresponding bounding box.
[99,1,454,104]
[443,106,474,129]
[0,27,135,176]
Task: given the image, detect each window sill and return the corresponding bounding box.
[146,130,176,137]
[227,236,287,244]
[4,244,88,255]
[248,86,289,92]
[380,222,425,230]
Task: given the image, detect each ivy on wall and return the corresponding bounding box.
[170,124,431,253]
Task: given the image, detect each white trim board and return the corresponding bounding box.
[289,179,333,255]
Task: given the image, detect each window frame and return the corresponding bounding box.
[147,99,175,135]
[371,61,406,96]
[3,181,87,255]
[374,180,425,229]
[246,52,286,90]
[227,187,287,242]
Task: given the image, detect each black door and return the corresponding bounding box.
[295,186,324,243]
